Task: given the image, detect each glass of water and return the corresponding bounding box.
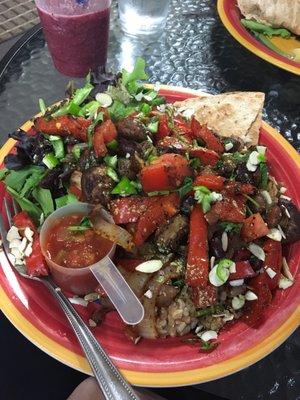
[117,0,170,36]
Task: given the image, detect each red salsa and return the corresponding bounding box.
[46,214,113,269]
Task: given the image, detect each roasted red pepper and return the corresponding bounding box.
[241,274,272,326]
[191,285,217,308]
[191,118,224,154]
[186,205,209,287]
[140,153,192,192]
[34,116,90,142]
[110,193,180,224]
[262,239,282,290]
[193,174,225,191]
[133,202,166,246]
[241,213,269,242]
[229,261,256,280]
[93,120,117,157]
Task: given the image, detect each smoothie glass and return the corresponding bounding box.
[35,0,112,77]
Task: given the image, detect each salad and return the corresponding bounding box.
[1,58,299,350]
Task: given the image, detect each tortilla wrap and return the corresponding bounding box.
[174,91,265,146]
[237,0,300,35]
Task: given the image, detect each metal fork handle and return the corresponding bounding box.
[42,278,139,400]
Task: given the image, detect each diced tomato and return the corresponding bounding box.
[241,274,272,326]
[193,174,225,191]
[25,238,49,277]
[13,211,36,233]
[263,239,282,290]
[208,195,246,223]
[110,197,154,224]
[233,248,252,261]
[191,118,224,154]
[229,261,255,280]
[133,202,166,246]
[156,114,170,140]
[117,259,143,272]
[223,181,255,195]
[140,153,192,192]
[191,285,217,308]
[186,205,209,287]
[241,213,269,242]
[93,120,117,157]
[68,184,82,199]
[189,147,220,166]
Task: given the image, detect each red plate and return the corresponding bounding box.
[0,86,299,386]
[218,0,300,76]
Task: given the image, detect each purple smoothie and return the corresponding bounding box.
[36,1,111,77]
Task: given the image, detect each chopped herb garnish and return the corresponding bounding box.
[68,216,92,232]
[219,222,242,233]
[171,279,185,288]
[177,177,193,198]
[243,194,260,208]
[200,339,219,351]
[259,162,269,189]
[196,304,225,318]
[194,185,212,213]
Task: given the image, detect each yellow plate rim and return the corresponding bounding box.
[0,84,300,387]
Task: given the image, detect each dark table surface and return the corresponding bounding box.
[0,1,299,399]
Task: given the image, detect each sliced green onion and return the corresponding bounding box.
[42,153,59,169]
[106,139,118,150]
[39,98,47,115]
[111,176,138,196]
[104,155,118,169]
[55,193,78,208]
[50,138,65,159]
[147,120,159,133]
[78,101,100,118]
[140,103,151,115]
[106,167,119,182]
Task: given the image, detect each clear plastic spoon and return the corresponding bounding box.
[90,256,144,325]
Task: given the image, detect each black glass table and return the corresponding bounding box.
[0,1,299,399]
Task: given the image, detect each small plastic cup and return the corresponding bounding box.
[35,0,112,77]
[40,202,115,295]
